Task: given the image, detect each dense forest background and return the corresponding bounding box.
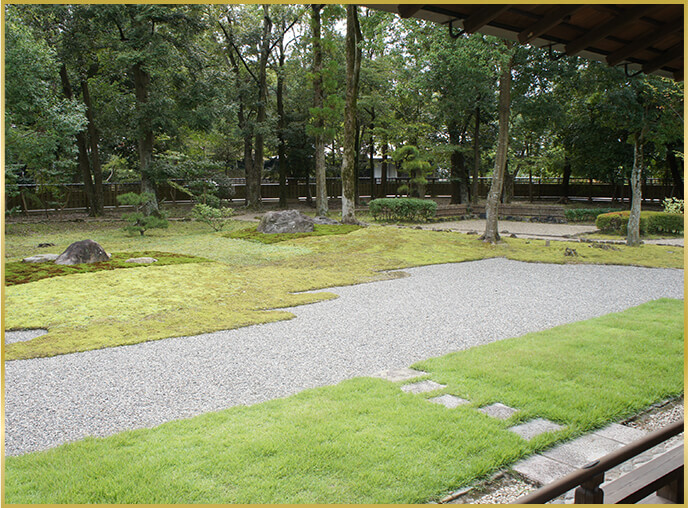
[5,4,684,216]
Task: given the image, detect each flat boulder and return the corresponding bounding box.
[258,210,314,234]
[22,254,59,263]
[125,257,158,264]
[55,239,110,265]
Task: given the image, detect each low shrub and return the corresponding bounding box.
[596,211,683,235]
[117,192,169,236]
[662,197,684,214]
[192,204,235,231]
[369,198,437,222]
[564,208,618,222]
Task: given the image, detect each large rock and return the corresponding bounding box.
[258,210,314,234]
[54,240,110,265]
[22,254,59,263]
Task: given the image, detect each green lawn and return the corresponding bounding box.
[4,220,684,360]
[4,299,683,504]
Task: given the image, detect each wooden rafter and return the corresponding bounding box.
[398,4,425,19]
[642,42,683,74]
[462,5,510,34]
[565,5,657,56]
[606,18,684,66]
[518,5,583,44]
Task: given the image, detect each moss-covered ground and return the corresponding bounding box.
[4,219,683,360]
[5,251,208,286]
[4,299,683,504]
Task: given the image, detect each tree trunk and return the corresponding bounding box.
[312,5,327,216]
[81,78,104,216]
[380,142,388,198]
[667,144,683,198]
[248,5,272,210]
[59,64,97,216]
[483,52,512,244]
[277,23,288,209]
[132,61,159,216]
[472,105,480,204]
[561,154,572,203]
[341,4,361,224]
[627,133,644,247]
[354,120,362,205]
[449,123,462,204]
[369,108,375,200]
[501,162,514,204]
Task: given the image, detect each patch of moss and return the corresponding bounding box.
[226,224,363,244]
[4,251,211,286]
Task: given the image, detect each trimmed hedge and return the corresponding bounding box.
[596,210,684,235]
[369,198,437,222]
[564,208,618,222]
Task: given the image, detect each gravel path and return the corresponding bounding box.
[5,259,684,456]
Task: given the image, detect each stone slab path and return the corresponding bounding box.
[5,259,684,456]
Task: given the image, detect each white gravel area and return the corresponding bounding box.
[5,329,48,344]
[4,259,684,456]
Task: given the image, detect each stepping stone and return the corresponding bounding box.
[593,423,647,444]
[401,380,446,394]
[513,454,577,486]
[371,368,427,383]
[429,394,469,408]
[125,257,157,264]
[22,254,58,263]
[478,402,518,420]
[541,433,625,468]
[508,418,565,440]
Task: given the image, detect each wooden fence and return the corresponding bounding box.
[5,177,679,214]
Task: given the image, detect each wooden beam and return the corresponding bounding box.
[462,5,510,34]
[397,5,425,19]
[518,5,583,44]
[565,5,657,56]
[606,18,683,66]
[642,42,683,74]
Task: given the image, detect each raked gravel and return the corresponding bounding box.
[5,258,684,456]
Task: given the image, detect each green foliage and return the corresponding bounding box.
[662,197,684,214]
[564,208,618,222]
[117,192,169,236]
[596,210,683,235]
[227,224,362,244]
[5,251,208,286]
[369,198,437,222]
[393,145,433,198]
[191,204,235,231]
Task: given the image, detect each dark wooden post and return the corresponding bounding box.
[574,464,604,504]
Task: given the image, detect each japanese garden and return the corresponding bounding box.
[3,4,684,504]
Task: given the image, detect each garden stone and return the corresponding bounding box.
[258,210,314,234]
[312,216,340,225]
[401,380,446,394]
[479,402,518,420]
[54,239,110,265]
[22,254,59,263]
[125,257,158,264]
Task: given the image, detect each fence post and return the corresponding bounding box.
[574,467,604,504]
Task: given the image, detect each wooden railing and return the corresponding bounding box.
[512,419,684,504]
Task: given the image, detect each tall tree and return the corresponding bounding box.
[483,46,513,244]
[341,4,362,224]
[311,5,328,215]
